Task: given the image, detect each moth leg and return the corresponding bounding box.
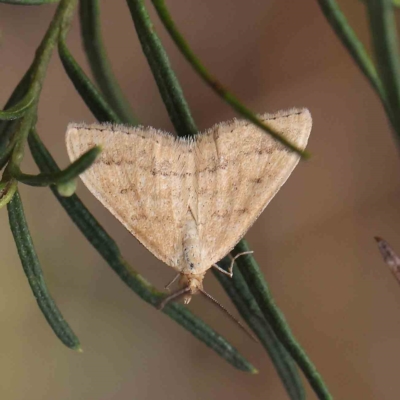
[212,263,233,277]
[164,273,180,291]
[212,251,254,278]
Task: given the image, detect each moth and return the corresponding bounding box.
[66,108,311,312]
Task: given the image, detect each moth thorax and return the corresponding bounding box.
[182,212,202,274]
[179,273,205,304]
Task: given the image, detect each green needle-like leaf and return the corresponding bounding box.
[11,145,101,187]
[28,129,256,373]
[79,0,138,125]
[59,39,124,124]
[0,88,36,121]
[0,124,22,171]
[150,0,308,158]
[365,0,400,139]
[126,0,198,137]
[0,69,33,153]
[8,107,37,172]
[232,240,333,400]
[316,0,395,130]
[7,190,81,350]
[214,258,305,400]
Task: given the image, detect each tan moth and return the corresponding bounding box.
[66,108,311,311]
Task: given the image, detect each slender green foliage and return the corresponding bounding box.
[0,88,36,121]
[79,0,137,125]
[214,258,305,400]
[58,39,123,124]
[7,191,81,350]
[232,240,333,400]
[126,0,198,137]
[316,0,400,142]
[1,0,335,388]
[7,0,78,179]
[316,0,388,104]
[365,0,400,139]
[0,69,33,149]
[0,0,85,350]
[11,145,101,187]
[151,0,308,158]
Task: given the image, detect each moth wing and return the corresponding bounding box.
[195,108,312,270]
[66,123,193,270]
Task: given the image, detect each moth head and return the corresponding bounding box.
[179,273,205,304]
[157,273,205,309]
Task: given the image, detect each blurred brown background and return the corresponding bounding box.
[1,1,400,399]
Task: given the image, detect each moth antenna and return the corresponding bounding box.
[199,289,259,343]
[157,286,191,310]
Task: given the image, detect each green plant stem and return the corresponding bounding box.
[7,190,81,350]
[7,107,37,176]
[11,145,101,187]
[27,129,256,373]
[365,0,400,139]
[214,258,304,400]
[0,88,36,121]
[8,0,78,175]
[316,0,397,132]
[126,0,197,137]
[151,0,307,158]
[232,241,332,400]
[79,0,137,125]
[0,69,33,150]
[0,120,27,170]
